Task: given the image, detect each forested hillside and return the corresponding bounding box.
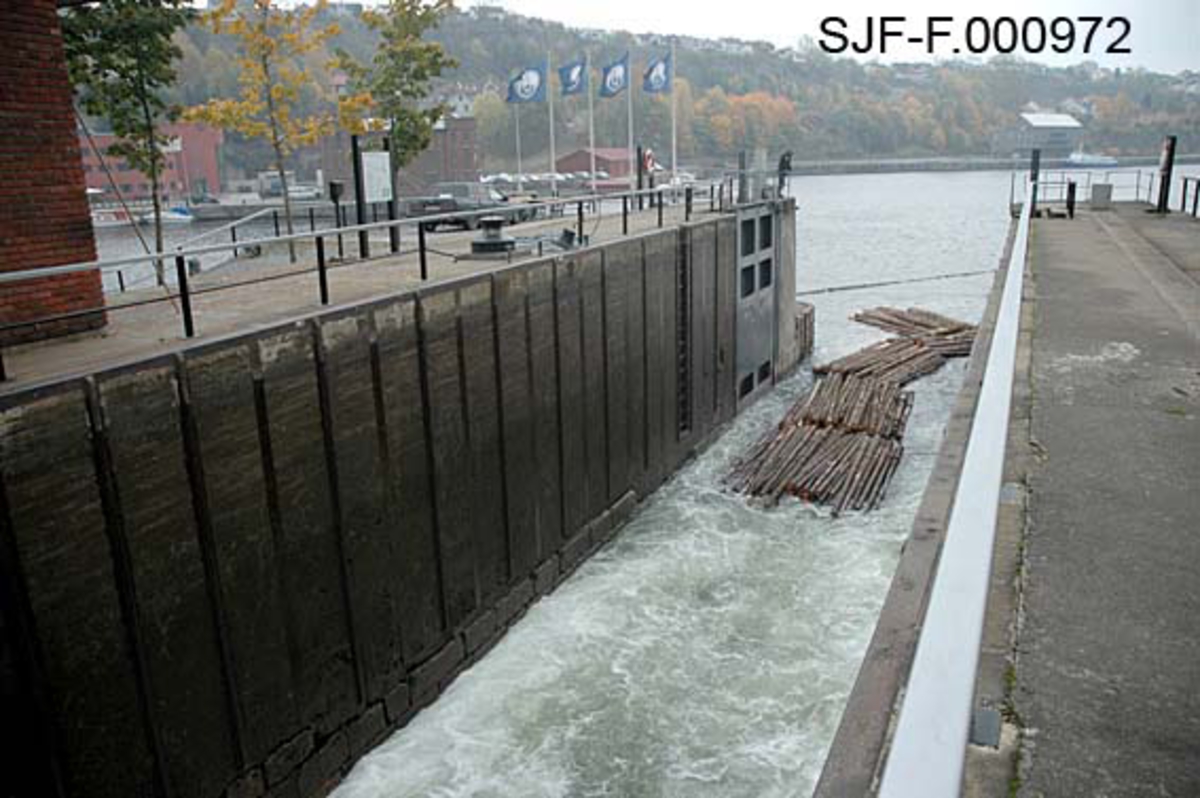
[171,4,1200,174]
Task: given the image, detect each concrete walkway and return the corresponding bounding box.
[1,201,695,393]
[1016,205,1200,796]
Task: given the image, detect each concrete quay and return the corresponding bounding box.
[0,201,694,393]
[969,203,1200,797]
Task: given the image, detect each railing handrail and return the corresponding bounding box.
[173,206,277,251]
[0,184,694,287]
[875,187,1032,797]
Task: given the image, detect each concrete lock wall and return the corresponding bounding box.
[0,201,798,798]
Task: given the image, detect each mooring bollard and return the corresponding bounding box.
[577,201,584,242]
[418,222,428,281]
[174,255,195,338]
[622,196,628,235]
[316,235,329,305]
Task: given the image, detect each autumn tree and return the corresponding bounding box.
[336,0,458,169]
[186,0,341,261]
[63,0,191,284]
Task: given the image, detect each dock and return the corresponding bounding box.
[1,199,696,391]
[995,204,1200,794]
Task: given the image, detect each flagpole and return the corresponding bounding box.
[626,56,635,192]
[671,41,677,185]
[515,104,523,194]
[547,53,557,198]
[587,52,597,196]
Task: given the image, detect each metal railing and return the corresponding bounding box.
[874,191,1031,797]
[0,183,719,383]
[1179,176,1200,218]
[1033,168,1157,205]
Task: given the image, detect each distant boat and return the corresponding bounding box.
[90,206,135,229]
[1067,150,1119,168]
[138,206,195,225]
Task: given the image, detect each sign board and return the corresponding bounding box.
[361,151,393,204]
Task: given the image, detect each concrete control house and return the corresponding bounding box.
[999,112,1083,158]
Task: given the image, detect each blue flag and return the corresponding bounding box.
[643,53,672,94]
[507,63,547,103]
[558,59,587,96]
[599,53,629,98]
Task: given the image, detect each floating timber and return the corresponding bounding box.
[727,306,977,515]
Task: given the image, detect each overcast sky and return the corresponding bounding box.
[450,0,1199,74]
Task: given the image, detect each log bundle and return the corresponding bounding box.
[726,306,977,515]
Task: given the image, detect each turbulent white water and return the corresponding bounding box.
[333,170,1011,798]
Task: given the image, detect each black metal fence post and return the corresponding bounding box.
[622,195,628,235]
[335,200,345,260]
[1193,180,1199,217]
[577,201,584,242]
[1066,181,1077,219]
[316,235,329,305]
[418,223,428,281]
[230,225,238,258]
[657,190,663,227]
[272,210,280,237]
[685,186,693,221]
[309,206,316,232]
[174,255,195,338]
[117,270,126,292]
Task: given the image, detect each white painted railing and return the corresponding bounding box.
[876,190,1031,797]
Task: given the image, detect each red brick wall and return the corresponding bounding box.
[0,0,105,345]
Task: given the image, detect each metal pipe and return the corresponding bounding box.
[316,235,329,306]
[174,255,195,338]
[352,134,369,258]
[418,223,428,281]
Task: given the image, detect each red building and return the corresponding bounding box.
[556,147,633,179]
[0,0,104,346]
[79,122,224,201]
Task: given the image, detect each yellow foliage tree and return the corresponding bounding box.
[185,0,342,261]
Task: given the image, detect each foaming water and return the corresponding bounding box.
[333,171,1011,798]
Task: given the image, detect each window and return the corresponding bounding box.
[739,373,755,399]
[758,361,772,385]
[741,218,755,257]
[759,259,773,290]
[759,215,773,250]
[741,265,756,298]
